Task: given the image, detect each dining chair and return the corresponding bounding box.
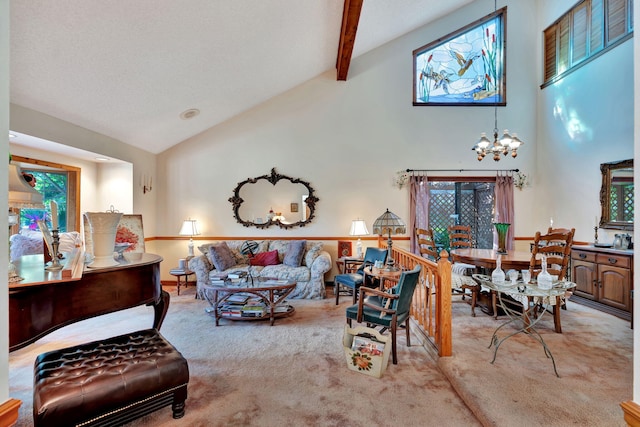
[527,228,575,332]
[447,225,480,315]
[416,227,438,261]
[448,225,473,250]
[334,247,387,305]
[345,265,421,364]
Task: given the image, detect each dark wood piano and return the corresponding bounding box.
[9,251,168,352]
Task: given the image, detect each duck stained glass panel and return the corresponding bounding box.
[413,7,506,106]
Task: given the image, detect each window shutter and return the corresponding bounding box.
[591,0,605,53]
[544,27,557,81]
[558,15,571,74]
[607,0,628,43]
[572,2,589,63]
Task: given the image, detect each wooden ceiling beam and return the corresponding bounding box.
[336,0,363,81]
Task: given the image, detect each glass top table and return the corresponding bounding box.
[472,274,576,377]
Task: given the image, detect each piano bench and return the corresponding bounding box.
[33,328,189,427]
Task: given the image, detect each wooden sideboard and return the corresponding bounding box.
[571,245,633,321]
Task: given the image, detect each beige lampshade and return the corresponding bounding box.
[179,219,200,236]
[349,219,369,237]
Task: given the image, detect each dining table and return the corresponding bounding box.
[449,248,532,271]
[449,248,533,316]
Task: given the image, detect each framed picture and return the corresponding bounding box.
[290,202,299,213]
[413,7,506,106]
[338,240,352,257]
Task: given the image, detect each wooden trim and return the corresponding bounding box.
[11,155,82,232]
[149,236,412,242]
[0,398,22,427]
[621,401,640,426]
[336,0,363,80]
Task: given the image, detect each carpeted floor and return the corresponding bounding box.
[442,295,632,427]
[9,286,632,426]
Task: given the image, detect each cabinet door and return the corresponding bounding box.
[599,265,631,311]
[572,260,598,300]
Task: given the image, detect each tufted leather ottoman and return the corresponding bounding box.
[33,328,189,427]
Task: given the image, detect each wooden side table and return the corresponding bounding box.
[170,268,195,296]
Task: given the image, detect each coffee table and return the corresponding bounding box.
[202,279,296,326]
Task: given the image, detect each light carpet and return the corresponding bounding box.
[441,296,632,426]
[10,287,480,427]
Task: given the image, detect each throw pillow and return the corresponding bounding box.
[249,250,280,266]
[208,242,236,271]
[283,240,306,267]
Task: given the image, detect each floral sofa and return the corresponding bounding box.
[189,240,331,299]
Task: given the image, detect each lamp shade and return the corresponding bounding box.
[372,209,406,235]
[349,219,369,237]
[8,163,44,208]
[178,219,200,236]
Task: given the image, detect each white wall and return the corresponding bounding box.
[96,162,134,214]
[157,0,539,243]
[537,0,634,243]
[9,105,157,233]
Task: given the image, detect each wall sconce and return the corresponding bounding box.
[141,174,152,194]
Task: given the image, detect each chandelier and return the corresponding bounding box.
[472,121,524,161]
[471,0,524,162]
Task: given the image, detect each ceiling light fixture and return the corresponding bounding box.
[180,108,200,120]
[94,157,110,161]
[471,0,524,162]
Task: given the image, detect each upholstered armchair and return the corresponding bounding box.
[334,247,387,305]
[345,265,421,364]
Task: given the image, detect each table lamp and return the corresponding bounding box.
[372,208,406,271]
[179,218,200,257]
[349,219,369,259]
[8,163,45,282]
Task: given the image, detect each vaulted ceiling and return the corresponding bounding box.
[10,0,475,155]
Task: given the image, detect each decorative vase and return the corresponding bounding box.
[494,222,510,254]
[537,254,553,290]
[85,212,123,268]
[491,254,505,284]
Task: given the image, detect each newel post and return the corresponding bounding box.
[437,250,452,357]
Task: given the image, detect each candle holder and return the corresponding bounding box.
[45,229,63,271]
[594,226,599,244]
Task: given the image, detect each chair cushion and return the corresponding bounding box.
[335,273,364,289]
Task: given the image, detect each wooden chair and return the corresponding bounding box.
[334,247,387,305]
[447,225,480,315]
[416,227,438,261]
[527,228,575,332]
[345,265,421,364]
[448,225,472,250]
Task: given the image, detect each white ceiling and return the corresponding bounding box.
[10,0,475,155]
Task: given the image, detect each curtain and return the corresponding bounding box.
[494,174,515,250]
[409,175,429,254]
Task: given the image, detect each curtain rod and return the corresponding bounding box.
[405,168,519,173]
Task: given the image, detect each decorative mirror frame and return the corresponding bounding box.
[600,159,634,230]
[229,168,319,229]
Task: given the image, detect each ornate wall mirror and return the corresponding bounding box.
[229,168,318,229]
[600,159,634,230]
